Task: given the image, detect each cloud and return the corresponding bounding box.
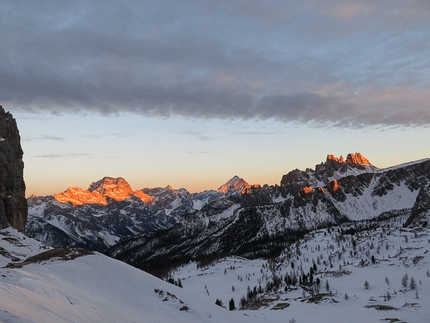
[1,0,430,128]
[34,153,93,158]
[25,135,66,142]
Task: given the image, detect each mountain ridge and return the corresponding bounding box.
[26,153,430,260]
[104,154,430,276]
[26,175,249,251]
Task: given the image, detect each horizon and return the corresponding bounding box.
[23,147,428,197]
[2,1,429,197]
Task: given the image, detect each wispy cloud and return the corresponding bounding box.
[34,153,93,158]
[24,135,66,142]
[186,151,208,154]
[84,133,132,139]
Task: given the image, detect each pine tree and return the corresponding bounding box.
[364,280,369,289]
[410,276,416,290]
[229,298,235,310]
[240,296,247,309]
[401,273,408,288]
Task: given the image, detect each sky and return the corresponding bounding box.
[1,0,430,196]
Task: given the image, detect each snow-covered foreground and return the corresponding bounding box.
[1,216,429,323]
[174,216,430,323]
[0,228,235,323]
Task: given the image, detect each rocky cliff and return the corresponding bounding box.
[0,106,27,232]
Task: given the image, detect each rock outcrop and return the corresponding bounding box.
[0,106,27,232]
[54,177,154,206]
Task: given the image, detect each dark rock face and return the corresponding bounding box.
[404,160,430,227]
[0,106,27,232]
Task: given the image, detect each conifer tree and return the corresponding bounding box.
[229,298,235,310]
[401,273,408,288]
[410,276,416,290]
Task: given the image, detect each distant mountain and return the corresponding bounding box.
[217,175,249,194]
[26,176,247,251]
[105,153,430,276]
[26,153,430,272]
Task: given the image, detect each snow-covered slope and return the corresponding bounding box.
[0,228,245,323]
[3,214,429,323]
[170,215,430,323]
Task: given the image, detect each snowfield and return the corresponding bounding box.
[1,215,429,323]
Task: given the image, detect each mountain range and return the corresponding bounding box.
[26,153,430,277]
[26,175,249,251]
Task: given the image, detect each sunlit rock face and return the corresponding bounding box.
[54,187,109,206]
[89,177,134,201]
[345,153,372,166]
[0,106,27,232]
[54,177,154,206]
[217,175,250,194]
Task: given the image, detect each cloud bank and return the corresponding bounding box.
[1,0,429,128]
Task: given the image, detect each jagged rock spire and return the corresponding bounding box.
[0,106,27,232]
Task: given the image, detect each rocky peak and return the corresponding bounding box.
[217,175,250,194]
[0,106,27,232]
[88,177,133,201]
[54,177,153,205]
[326,154,344,164]
[345,153,372,166]
[326,153,372,167]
